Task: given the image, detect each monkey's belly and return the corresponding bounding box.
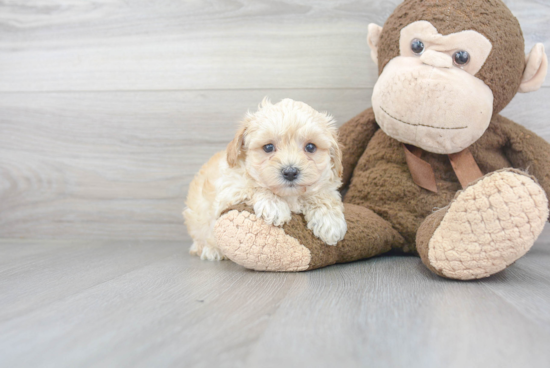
[344,163,460,248]
[344,131,459,248]
[344,129,515,249]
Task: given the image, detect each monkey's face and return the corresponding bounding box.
[372,21,495,154]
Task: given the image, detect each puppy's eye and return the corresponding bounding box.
[453,50,470,66]
[305,143,317,153]
[411,39,425,55]
[263,144,275,153]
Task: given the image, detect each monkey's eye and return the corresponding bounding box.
[411,39,425,55]
[305,143,317,153]
[453,50,470,66]
[263,144,275,153]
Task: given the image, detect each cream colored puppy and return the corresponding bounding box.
[183,98,347,261]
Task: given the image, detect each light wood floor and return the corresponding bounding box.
[1,229,549,368]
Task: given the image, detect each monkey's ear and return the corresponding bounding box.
[519,43,548,93]
[226,123,247,168]
[367,23,383,66]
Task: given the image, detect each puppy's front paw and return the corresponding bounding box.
[200,245,227,261]
[189,241,204,257]
[254,199,292,226]
[306,209,347,246]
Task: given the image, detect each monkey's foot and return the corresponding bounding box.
[214,203,403,272]
[417,169,548,280]
[214,209,311,271]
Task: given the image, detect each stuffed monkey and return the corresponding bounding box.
[213,0,550,280]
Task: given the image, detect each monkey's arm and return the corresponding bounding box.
[339,107,380,188]
[501,116,550,218]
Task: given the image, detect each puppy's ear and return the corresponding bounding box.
[329,130,343,180]
[226,122,247,168]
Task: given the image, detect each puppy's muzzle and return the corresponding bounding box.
[282,167,300,182]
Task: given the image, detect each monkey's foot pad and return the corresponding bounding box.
[428,170,548,280]
[214,210,311,271]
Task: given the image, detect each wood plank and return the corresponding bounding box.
[0,239,184,322]
[0,239,298,368]
[0,239,549,367]
[0,0,547,92]
[1,88,549,240]
[244,251,550,368]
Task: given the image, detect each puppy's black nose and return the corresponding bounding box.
[282,167,299,182]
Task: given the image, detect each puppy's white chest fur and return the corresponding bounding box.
[285,196,303,214]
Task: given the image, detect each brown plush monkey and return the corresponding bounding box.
[213,0,550,280]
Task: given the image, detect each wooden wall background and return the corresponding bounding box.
[0,0,549,240]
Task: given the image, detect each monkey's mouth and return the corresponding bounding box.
[380,106,467,130]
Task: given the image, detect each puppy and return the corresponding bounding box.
[183,98,347,261]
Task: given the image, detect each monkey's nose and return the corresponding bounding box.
[282,167,300,182]
[420,49,453,69]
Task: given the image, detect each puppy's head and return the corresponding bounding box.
[227,98,342,197]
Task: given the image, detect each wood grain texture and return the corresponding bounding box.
[0,0,549,240]
[0,237,549,368]
[1,88,549,240]
[0,0,548,92]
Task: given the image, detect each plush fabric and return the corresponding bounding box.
[343,111,550,248]
[213,0,550,280]
[417,169,548,280]
[214,207,311,271]
[216,203,405,271]
[399,21,493,75]
[372,56,494,154]
[377,0,525,114]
